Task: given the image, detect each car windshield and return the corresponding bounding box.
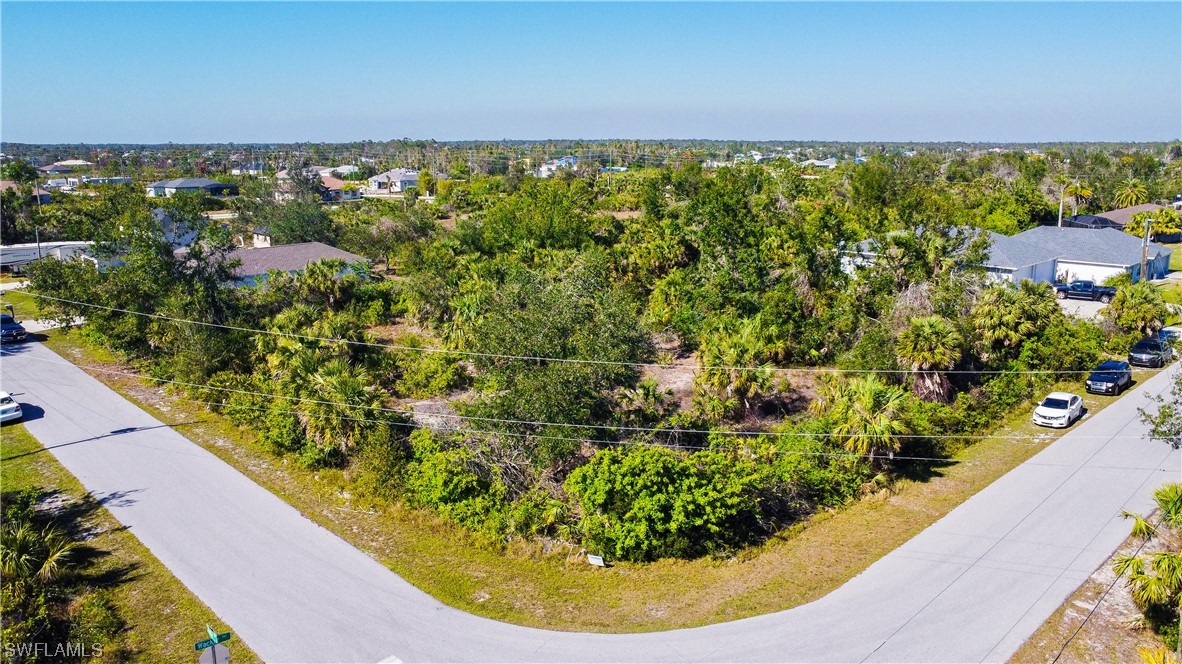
[0,396,13,406]
[1088,372,1115,381]
[1041,398,1069,410]
[0,315,15,325]
[1133,341,1161,352]
[1097,361,1124,371]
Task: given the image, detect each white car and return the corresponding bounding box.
[1032,392,1083,428]
[0,392,22,423]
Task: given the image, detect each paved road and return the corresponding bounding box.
[2,340,1178,663]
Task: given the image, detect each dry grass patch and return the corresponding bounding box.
[38,328,1152,632]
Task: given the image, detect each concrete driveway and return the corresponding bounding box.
[1,341,1178,663]
[1057,297,1107,319]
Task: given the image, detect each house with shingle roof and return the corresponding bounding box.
[145,177,238,198]
[227,242,367,286]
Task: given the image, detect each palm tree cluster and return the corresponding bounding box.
[1115,484,1182,657]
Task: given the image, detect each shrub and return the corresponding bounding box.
[565,446,766,562]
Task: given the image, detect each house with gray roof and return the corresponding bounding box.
[145,178,239,198]
[983,227,1172,284]
[364,168,421,194]
[227,242,367,287]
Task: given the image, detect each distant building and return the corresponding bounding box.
[228,242,367,286]
[799,158,838,169]
[231,162,266,176]
[364,168,420,193]
[146,178,238,198]
[38,163,74,175]
[0,180,51,205]
[320,175,361,202]
[535,156,577,178]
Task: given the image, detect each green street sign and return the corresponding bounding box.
[194,631,232,651]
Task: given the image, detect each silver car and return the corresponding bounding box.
[1032,392,1083,428]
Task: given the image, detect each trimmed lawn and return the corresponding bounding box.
[33,327,1161,633]
[1167,243,1182,272]
[0,423,260,662]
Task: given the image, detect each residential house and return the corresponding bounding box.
[231,162,266,176]
[364,168,420,193]
[227,242,367,287]
[535,156,577,178]
[799,158,838,169]
[38,163,74,175]
[146,178,239,198]
[0,180,51,205]
[982,227,1172,284]
[320,176,361,202]
[1064,203,1168,230]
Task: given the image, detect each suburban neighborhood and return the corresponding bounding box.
[1,2,1181,664]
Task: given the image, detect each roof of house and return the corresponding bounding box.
[0,181,50,197]
[1012,226,1171,266]
[369,168,420,183]
[320,175,346,191]
[147,177,232,190]
[38,164,73,173]
[1093,203,1167,227]
[984,231,1060,269]
[228,242,366,278]
[1063,214,1123,230]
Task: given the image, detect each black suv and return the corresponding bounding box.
[0,314,27,344]
[1085,360,1132,395]
[1128,337,1173,368]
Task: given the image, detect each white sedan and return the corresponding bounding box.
[0,392,22,423]
[1032,392,1084,428]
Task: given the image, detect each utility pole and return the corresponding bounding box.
[1140,216,1153,282]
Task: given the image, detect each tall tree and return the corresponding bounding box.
[1114,178,1150,209]
[811,375,911,465]
[1063,180,1093,216]
[896,315,962,402]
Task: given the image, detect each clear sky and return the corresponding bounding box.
[2,2,1179,143]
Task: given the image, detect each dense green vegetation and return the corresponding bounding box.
[17,146,1181,564]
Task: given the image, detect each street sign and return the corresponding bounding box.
[198,643,230,664]
[195,631,232,651]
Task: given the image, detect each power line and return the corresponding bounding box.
[24,292,1165,376]
[0,349,1164,446]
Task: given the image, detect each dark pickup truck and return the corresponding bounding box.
[1054,280,1116,303]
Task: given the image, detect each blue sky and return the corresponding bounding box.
[2,2,1178,143]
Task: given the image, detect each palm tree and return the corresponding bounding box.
[1114,483,1182,660]
[1063,180,1093,216]
[811,375,911,465]
[1106,282,1169,335]
[971,282,1055,362]
[1,521,79,584]
[300,360,384,453]
[896,315,962,402]
[695,315,777,420]
[1114,178,1150,209]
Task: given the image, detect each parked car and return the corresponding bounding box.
[1085,360,1133,395]
[1,314,27,343]
[1032,392,1084,428]
[0,392,22,423]
[1054,280,1116,303]
[1128,337,1174,368]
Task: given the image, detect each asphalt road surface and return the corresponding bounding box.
[2,340,1178,663]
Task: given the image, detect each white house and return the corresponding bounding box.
[365,168,420,193]
[799,158,838,169]
[535,156,577,178]
[985,227,1173,284]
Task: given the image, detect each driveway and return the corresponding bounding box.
[1,341,1178,663]
[1057,297,1107,319]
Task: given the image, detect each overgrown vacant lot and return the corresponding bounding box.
[0,423,260,662]
[38,329,1150,632]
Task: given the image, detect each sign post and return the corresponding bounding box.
[195,625,232,663]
